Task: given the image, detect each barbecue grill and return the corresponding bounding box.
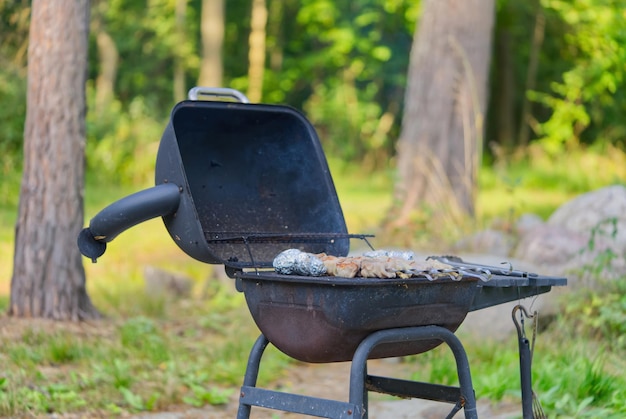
[78,87,566,418]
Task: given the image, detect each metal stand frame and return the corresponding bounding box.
[237,325,478,419]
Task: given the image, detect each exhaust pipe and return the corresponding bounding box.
[77,183,181,262]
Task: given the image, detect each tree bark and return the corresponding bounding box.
[267,0,284,72]
[10,0,99,320]
[198,0,224,87]
[247,0,268,102]
[393,0,495,226]
[518,3,545,147]
[93,1,119,115]
[494,26,516,152]
[173,0,187,102]
[95,29,118,112]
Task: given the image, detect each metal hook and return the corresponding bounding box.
[512,304,535,340]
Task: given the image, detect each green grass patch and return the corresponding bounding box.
[0,287,292,417]
[403,326,626,417]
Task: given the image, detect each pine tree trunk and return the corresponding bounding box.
[173,0,187,102]
[93,1,119,115]
[10,0,99,321]
[247,0,268,103]
[198,0,224,87]
[494,26,516,151]
[393,0,494,225]
[518,3,545,147]
[267,0,284,72]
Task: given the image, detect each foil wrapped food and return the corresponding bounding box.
[273,249,327,276]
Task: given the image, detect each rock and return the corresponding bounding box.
[513,224,589,266]
[547,184,626,253]
[144,266,193,298]
[512,185,626,286]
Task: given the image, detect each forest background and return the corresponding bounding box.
[1,0,625,202]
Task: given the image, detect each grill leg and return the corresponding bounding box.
[518,336,534,419]
[237,334,269,419]
[349,326,478,419]
[237,334,361,418]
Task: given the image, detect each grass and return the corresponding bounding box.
[403,315,626,418]
[1,146,625,417]
[0,292,293,416]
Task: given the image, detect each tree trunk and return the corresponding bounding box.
[518,3,545,147]
[10,0,99,320]
[173,0,187,102]
[267,0,284,72]
[393,0,494,226]
[494,26,516,152]
[95,30,118,113]
[198,0,224,87]
[93,1,119,115]
[247,0,268,103]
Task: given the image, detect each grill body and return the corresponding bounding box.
[237,272,478,362]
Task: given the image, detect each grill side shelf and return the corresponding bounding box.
[480,274,567,287]
[469,274,566,311]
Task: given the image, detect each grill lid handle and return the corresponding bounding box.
[187,87,250,103]
[77,183,181,262]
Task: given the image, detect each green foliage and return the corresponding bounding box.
[0,0,30,182]
[85,85,164,184]
[90,0,201,118]
[0,0,28,175]
[531,0,626,153]
[287,0,417,165]
[3,0,626,177]
[0,65,26,170]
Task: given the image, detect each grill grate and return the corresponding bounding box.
[204,232,374,245]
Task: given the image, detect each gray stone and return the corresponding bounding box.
[511,186,626,286]
[548,184,626,253]
[513,224,589,266]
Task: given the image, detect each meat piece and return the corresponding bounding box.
[360,257,396,279]
[386,257,415,272]
[335,257,360,278]
[319,255,339,276]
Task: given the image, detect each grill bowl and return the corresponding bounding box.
[237,272,479,363]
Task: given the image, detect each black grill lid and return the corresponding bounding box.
[156,100,351,267]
